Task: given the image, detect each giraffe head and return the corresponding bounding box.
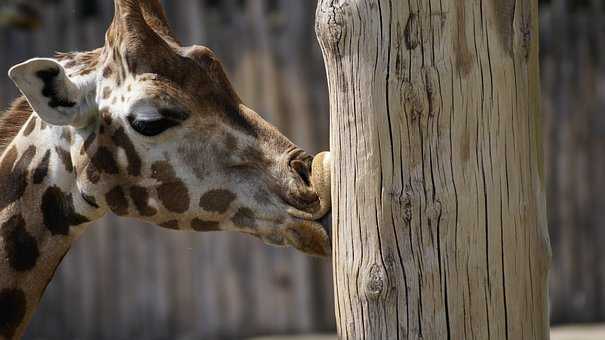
[7,0,332,256]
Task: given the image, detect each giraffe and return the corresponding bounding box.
[0,0,332,338]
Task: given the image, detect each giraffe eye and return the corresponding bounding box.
[127,115,180,137]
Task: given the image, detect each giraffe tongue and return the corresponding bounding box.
[310,151,332,220]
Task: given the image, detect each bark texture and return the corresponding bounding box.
[316,0,551,339]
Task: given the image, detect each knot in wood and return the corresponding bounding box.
[365,263,387,299]
[404,13,420,50]
[315,0,349,47]
[521,23,532,60]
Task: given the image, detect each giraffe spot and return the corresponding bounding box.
[1,215,39,271]
[23,117,36,137]
[102,66,113,78]
[112,127,142,176]
[0,146,18,178]
[130,186,157,217]
[33,149,51,184]
[80,133,97,155]
[199,190,236,214]
[0,146,36,211]
[0,288,26,339]
[106,186,129,216]
[232,208,257,229]
[151,161,190,213]
[55,147,73,173]
[102,87,112,100]
[88,147,119,183]
[160,220,179,230]
[36,68,76,108]
[41,186,90,236]
[191,218,220,232]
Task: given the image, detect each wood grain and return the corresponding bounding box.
[316,0,551,338]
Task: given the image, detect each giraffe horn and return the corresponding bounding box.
[138,0,180,46]
[111,0,178,46]
[108,0,177,62]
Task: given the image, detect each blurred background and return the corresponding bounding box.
[0,0,603,339]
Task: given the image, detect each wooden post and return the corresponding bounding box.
[316,1,551,339]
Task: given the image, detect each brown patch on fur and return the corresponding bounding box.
[232,208,257,229]
[41,186,90,235]
[159,220,179,230]
[191,218,220,232]
[112,127,142,176]
[106,186,129,216]
[23,117,36,137]
[81,133,97,155]
[103,66,113,78]
[0,288,27,339]
[88,147,119,183]
[0,97,33,154]
[55,147,73,173]
[0,146,36,211]
[130,186,157,217]
[151,161,190,213]
[33,149,51,184]
[1,214,39,271]
[199,189,236,214]
[0,146,18,174]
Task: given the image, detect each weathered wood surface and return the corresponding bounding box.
[317,0,550,339]
[0,1,333,339]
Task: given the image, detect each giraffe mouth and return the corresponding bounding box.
[283,218,332,257]
[278,152,332,257]
[286,151,332,221]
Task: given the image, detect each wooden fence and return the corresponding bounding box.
[0,0,604,338]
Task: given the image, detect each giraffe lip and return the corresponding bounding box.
[284,219,332,257]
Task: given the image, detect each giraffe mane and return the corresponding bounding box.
[0,96,32,155]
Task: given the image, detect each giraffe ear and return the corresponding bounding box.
[9,58,84,126]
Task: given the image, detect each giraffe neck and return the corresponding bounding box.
[0,115,98,340]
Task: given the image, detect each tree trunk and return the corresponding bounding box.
[316,1,551,339]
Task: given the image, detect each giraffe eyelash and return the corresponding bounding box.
[127,115,180,137]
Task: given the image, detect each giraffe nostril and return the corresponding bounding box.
[288,149,314,187]
[283,149,320,212]
[290,159,312,187]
